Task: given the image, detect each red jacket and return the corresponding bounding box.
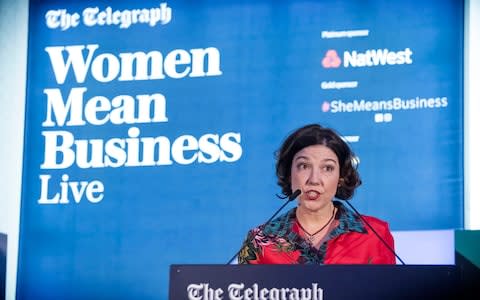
[324,215,395,264]
[238,202,396,265]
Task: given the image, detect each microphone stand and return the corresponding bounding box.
[344,200,406,265]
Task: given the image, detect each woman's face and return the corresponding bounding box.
[290,144,340,212]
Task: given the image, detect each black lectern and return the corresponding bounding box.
[169,265,459,300]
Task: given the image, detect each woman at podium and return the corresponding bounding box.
[238,124,396,264]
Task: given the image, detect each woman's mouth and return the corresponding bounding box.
[305,190,320,200]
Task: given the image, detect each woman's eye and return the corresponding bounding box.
[324,165,334,172]
[297,163,308,170]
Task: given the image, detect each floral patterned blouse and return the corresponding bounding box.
[238,201,396,264]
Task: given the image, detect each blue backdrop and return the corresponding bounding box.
[19,0,463,299]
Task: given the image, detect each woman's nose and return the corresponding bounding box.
[306,168,322,185]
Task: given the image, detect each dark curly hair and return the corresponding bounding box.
[275,124,361,200]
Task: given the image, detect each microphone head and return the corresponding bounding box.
[289,189,301,201]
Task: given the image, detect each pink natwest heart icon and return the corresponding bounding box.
[322,50,341,68]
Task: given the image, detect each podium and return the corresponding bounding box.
[169,265,459,300]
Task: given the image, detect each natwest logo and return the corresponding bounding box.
[322,50,341,68]
[321,47,413,68]
[344,47,413,67]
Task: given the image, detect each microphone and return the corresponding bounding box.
[343,200,406,265]
[226,189,301,264]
